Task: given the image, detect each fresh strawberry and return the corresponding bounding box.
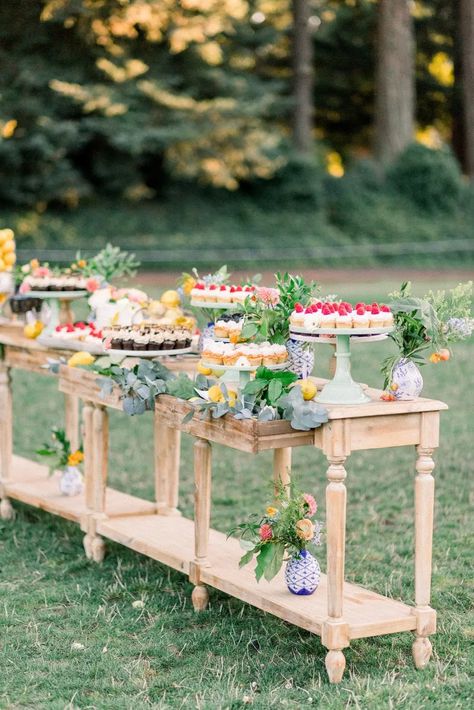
[220,285,227,291]
[305,307,312,313]
[209,284,217,290]
[294,303,304,313]
[356,307,365,316]
[196,282,205,290]
[230,286,236,293]
[322,305,331,315]
[235,285,243,291]
[355,302,364,309]
[371,305,380,314]
[315,301,322,309]
[365,304,372,311]
[381,305,390,313]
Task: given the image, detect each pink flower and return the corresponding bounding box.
[86,277,101,293]
[19,282,31,294]
[256,287,280,306]
[303,493,317,516]
[259,523,273,541]
[33,266,50,278]
[126,288,148,304]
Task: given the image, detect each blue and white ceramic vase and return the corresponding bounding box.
[286,338,315,379]
[391,357,423,400]
[198,322,215,353]
[284,549,321,595]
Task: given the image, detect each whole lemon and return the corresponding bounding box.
[0,229,14,245]
[197,362,213,376]
[160,289,181,308]
[4,252,16,267]
[299,379,317,401]
[24,321,43,339]
[2,240,15,254]
[208,384,225,403]
[68,351,95,367]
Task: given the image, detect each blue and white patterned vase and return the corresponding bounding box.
[284,549,321,595]
[198,322,215,353]
[286,338,315,379]
[59,466,83,497]
[391,358,423,400]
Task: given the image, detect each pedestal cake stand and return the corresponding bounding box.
[289,326,393,405]
[27,290,88,335]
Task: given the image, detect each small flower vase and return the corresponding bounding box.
[59,466,84,497]
[286,338,315,379]
[284,549,321,596]
[391,357,424,400]
[198,322,215,353]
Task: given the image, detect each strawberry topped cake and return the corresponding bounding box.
[191,282,256,305]
[289,301,393,331]
[54,322,103,344]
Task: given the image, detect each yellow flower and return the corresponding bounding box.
[160,289,181,308]
[296,518,315,541]
[183,276,196,296]
[30,258,39,269]
[67,351,95,368]
[68,450,84,466]
[266,506,278,517]
[77,259,87,268]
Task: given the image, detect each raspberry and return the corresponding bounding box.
[209,284,217,290]
[371,305,380,314]
[294,303,304,313]
[220,285,226,291]
[196,282,205,290]
[381,305,390,313]
[235,285,243,291]
[356,307,365,316]
[322,305,331,315]
[305,307,312,313]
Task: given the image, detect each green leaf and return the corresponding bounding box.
[240,323,258,340]
[243,378,266,395]
[268,379,283,404]
[255,543,274,582]
[263,543,285,581]
[239,550,255,568]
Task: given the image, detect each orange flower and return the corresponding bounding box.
[68,450,84,467]
[30,258,39,269]
[296,518,315,541]
[266,506,278,517]
[77,259,87,268]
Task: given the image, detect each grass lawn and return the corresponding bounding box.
[0,279,473,708]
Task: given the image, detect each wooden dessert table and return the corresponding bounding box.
[0,324,198,529]
[55,365,447,684]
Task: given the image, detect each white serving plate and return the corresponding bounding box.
[104,346,193,358]
[37,334,105,355]
[200,360,288,373]
[191,300,244,309]
[27,290,88,300]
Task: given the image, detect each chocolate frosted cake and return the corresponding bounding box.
[104,324,192,352]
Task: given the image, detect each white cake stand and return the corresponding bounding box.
[27,290,88,334]
[289,326,393,405]
[104,346,193,359]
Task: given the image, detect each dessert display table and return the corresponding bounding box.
[0,325,199,525]
[55,364,447,683]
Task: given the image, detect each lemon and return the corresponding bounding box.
[24,321,43,339]
[2,240,15,254]
[197,362,213,376]
[208,384,224,403]
[68,351,96,367]
[299,379,317,401]
[4,252,16,267]
[0,258,5,271]
[160,289,181,308]
[0,229,14,244]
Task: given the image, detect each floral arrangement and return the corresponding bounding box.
[240,272,318,344]
[382,280,473,390]
[75,243,140,285]
[228,480,323,582]
[179,264,230,297]
[189,367,327,430]
[36,427,84,475]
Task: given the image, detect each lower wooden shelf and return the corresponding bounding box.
[4,455,156,523]
[97,512,417,640]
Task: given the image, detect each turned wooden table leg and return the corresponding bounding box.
[0,362,14,520]
[64,392,80,452]
[191,437,212,611]
[154,411,181,516]
[83,403,108,563]
[273,447,291,497]
[412,436,437,669]
[322,452,350,683]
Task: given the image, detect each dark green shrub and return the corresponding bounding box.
[386,143,463,213]
[252,154,324,211]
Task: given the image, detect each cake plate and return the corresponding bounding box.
[190,300,240,310]
[104,346,193,359]
[37,333,105,355]
[200,360,288,388]
[289,326,393,405]
[27,291,88,335]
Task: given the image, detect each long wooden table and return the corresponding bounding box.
[0,324,198,529]
[55,364,447,684]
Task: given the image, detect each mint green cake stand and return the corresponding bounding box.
[289,326,393,405]
[28,290,88,335]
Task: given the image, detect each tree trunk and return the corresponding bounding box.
[460,0,474,178]
[374,0,415,164]
[292,0,314,154]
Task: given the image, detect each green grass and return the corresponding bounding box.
[3,186,474,270]
[1,279,473,708]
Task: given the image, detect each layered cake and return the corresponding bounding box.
[191,283,256,305]
[104,324,192,351]
[201,339,288,367]
[290,301,393,330]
